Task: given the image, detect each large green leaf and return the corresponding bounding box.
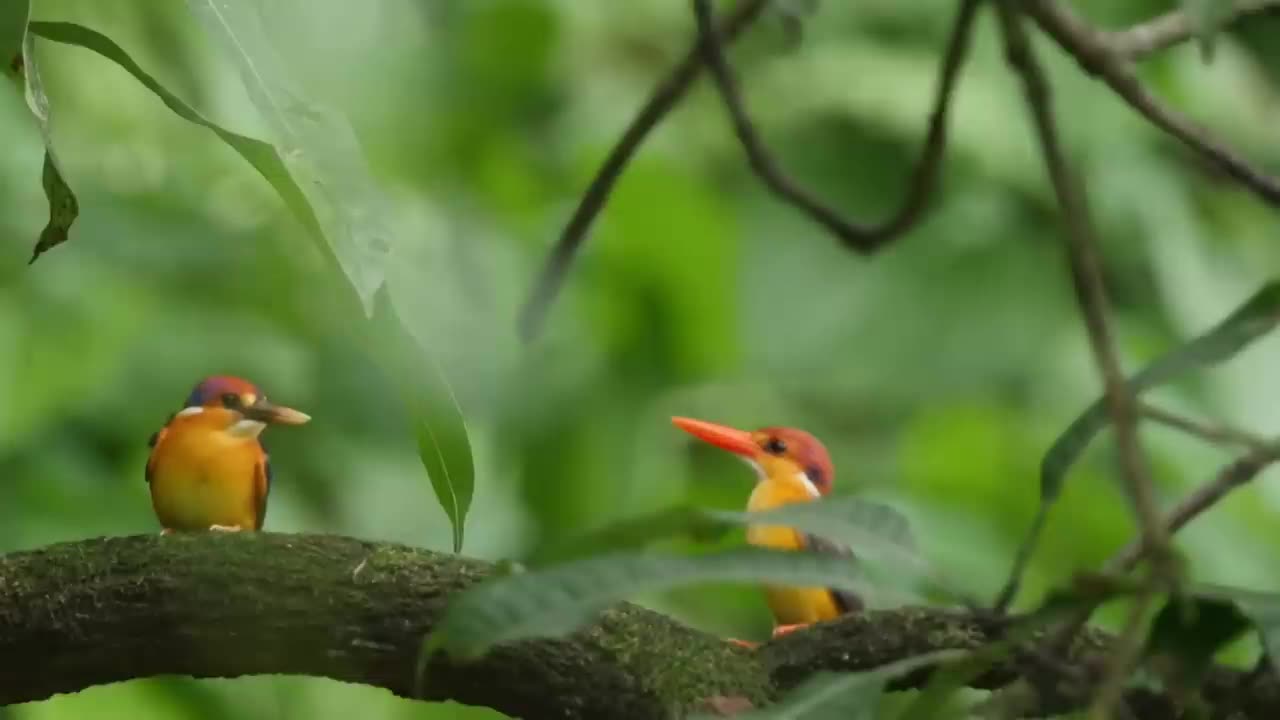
[30,18,383,313]
[696,650,967,720]
[530,495,942,597]
[369,287,474,553]
[184,0,390,314]
[999,282,1280,607]
[7,12,81,264]
[425,546,875,663]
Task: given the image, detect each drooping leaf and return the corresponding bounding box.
[997,282,1280,608]
[7,15,81,264]
[369,286,474,553]
[694,650,967,720]
[29,20,383,313]
[183,0,390,314]
[425,546,876,663]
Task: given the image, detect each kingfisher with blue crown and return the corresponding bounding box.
[146,375,310,534]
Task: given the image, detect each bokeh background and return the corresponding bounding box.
[4,0,1280,718]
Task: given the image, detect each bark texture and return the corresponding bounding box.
[0,533,1275,719]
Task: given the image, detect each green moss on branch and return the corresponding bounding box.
[0,534,1275,719]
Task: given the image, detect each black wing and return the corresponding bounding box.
[802,531,865,614]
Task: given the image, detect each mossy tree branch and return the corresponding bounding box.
[0,534,1276,719]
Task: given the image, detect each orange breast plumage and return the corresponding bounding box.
[146,407,270,532]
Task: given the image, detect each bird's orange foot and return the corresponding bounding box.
[771,623,811,639]
[726,638,759,649]
[159,528,175,536]
[208,524,243,532]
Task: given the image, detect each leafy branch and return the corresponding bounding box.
[10,11,474,550]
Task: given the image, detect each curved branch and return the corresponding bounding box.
[0,534,1276,719]
[691,0,979,253]
[517,0,770,343]
[519,0,978,341]
[1027,0,1280,208]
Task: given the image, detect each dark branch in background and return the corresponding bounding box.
[1107,0,1280,61]
[521,0,978,340]
[995,0,1168,576]
[517,0,770,342]
[690,0,978,253]
[1,534,1278,720]
[1026,0,1280,207]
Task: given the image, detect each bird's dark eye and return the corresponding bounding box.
[763,438,787,455]
[221,393,241,408]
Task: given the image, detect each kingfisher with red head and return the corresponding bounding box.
[672,416,862,640]
[146,375,310,534]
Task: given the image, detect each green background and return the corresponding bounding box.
[3,0,1279,718]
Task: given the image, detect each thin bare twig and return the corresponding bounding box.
[995,8,1175,710]
[1107,0,1280,61]
[1086,584,1157,720]
[1026,0,1280,208]
[521,0,980,341]
[517,0,771,342]
[1106,445,1280,573]
[996,0,1169,576]
[1140,402,1273,454]
[691,0,979,253]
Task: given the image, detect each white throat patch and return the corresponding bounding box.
[795,471,821,498]
[227,419,267,438]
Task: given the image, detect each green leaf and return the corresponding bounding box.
[28,20,382,313]
[1146,592,1250,687]
[1177,583,1280,680]
[695,650,967,720]
[529,496,945,598]
[998,282,1280,608]
[183,0,390,314]
[426,546,874,662]
[528,504,732,564]
[368,287,474,553]
[0,0,26,71]
[8,14,81,264]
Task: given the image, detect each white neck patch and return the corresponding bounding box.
[175,406,205,418]
[795,471,821,498]
[227,419,267,438]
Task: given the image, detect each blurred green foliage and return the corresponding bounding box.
[3,0,1280,718]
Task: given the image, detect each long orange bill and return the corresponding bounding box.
[671,416,757,457]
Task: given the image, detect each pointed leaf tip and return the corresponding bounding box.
[370,287,474,554]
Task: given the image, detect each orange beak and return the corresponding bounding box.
[671,416,758,458]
